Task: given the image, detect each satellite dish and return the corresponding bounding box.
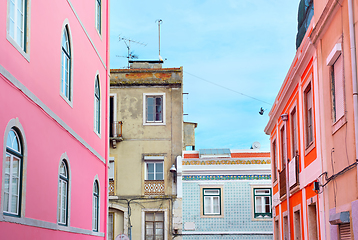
[252,142,261,149]
[115,234,130,240]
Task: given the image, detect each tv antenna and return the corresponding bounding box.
[117,36,147,68]
[156,19,163,61]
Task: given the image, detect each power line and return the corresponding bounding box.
[184,71,272,106]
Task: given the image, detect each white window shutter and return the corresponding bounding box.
[334,55,344,120]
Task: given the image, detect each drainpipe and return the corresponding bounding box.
[281,114,291,240]
[348,0,358,160]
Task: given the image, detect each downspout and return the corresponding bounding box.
[105,0,110,238]
[348,0,358,160]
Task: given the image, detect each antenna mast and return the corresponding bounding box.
[156,19,163,60]
[119,36,147,68]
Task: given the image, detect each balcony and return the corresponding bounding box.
[144,180,165,196]
[279,156,300,199]
[110,121,123,148]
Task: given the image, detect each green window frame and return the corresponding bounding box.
[253,188,272,218]
[4,129,23,217]
[203,188,221,215]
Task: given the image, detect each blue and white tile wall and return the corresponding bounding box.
[182,181,273,240]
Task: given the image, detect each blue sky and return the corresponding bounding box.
[110,0,299,151]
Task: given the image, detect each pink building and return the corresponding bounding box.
[0,0,109,239]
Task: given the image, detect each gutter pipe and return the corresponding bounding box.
[348,0,358,160]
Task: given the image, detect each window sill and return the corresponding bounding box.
[6,35,30,62]
[332,115,347,135]
[200,214,224,218]
[252,216,272,221]
[60,93,73,108]
[143,122,166,126]
[304,140,315,156]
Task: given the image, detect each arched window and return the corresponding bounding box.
[61,26,72,101]
[92,180,99,231]
[94,76,101,134]
[58,160,69,225]
[4,129,23,216]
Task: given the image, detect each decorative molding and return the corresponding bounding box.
[182,175,271,181]
[182,159,271,166]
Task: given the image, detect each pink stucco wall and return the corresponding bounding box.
[0,0,109,238]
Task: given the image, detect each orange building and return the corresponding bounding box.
[265,1,325,240]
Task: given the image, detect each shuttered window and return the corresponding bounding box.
[339,223,351,240]
[331,54,345,122]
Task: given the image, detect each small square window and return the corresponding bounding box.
[146,162,163,180]
[143,93,165,125]
[253,188,272,219]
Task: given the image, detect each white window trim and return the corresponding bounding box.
[302,78,315,155]
[2,119,27,218]
[95,0,102,36]
[109,94,117,138]
[143,93,166,126]
[6,0,31,62]
[92,176,100,232]
[200,185,224,218]
[145,161,164,180]
[141,209,168,240]
[57,153,71,226]
[289,103,298,158]
[59,20,74,107]
[251,185,272,221]
[271,136,278,184]
[94,74,101,137]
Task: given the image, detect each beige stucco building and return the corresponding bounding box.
[108,61,183,240]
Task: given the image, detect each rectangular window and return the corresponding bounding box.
[253,188,272,218]
[108,212,114,240]
[294,210,302,240]
[145,212,164,240]
[291,107,298,157]
[8,0,27,51]
[280,125,286,169]
[304,84,314,147]
[202,188,221,216]
[96,0,101,34]
[143,93,166,125]
[272,140,277,181]
[146,162,164,180]
[331,54,344,122]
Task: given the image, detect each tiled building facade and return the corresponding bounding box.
[177,147,273,240]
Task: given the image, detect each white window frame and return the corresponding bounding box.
[2,119,27,219]
[271,137,278,182]
[3,129,23,216]
[200,186,223,217]
[95,0,101,35]
[253,188,272,219]
[145,161,164,181]
[290,105,298,157]
[327,43,346,133]
[58,160,69,225]
[109,94,117,138]
[303,79,315,154]
[60,22,73,106]
[57,154,71,226]
[6,0,30,61]
[143,93,166,125]
[92,180,99,232]
[94,75,101,135]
